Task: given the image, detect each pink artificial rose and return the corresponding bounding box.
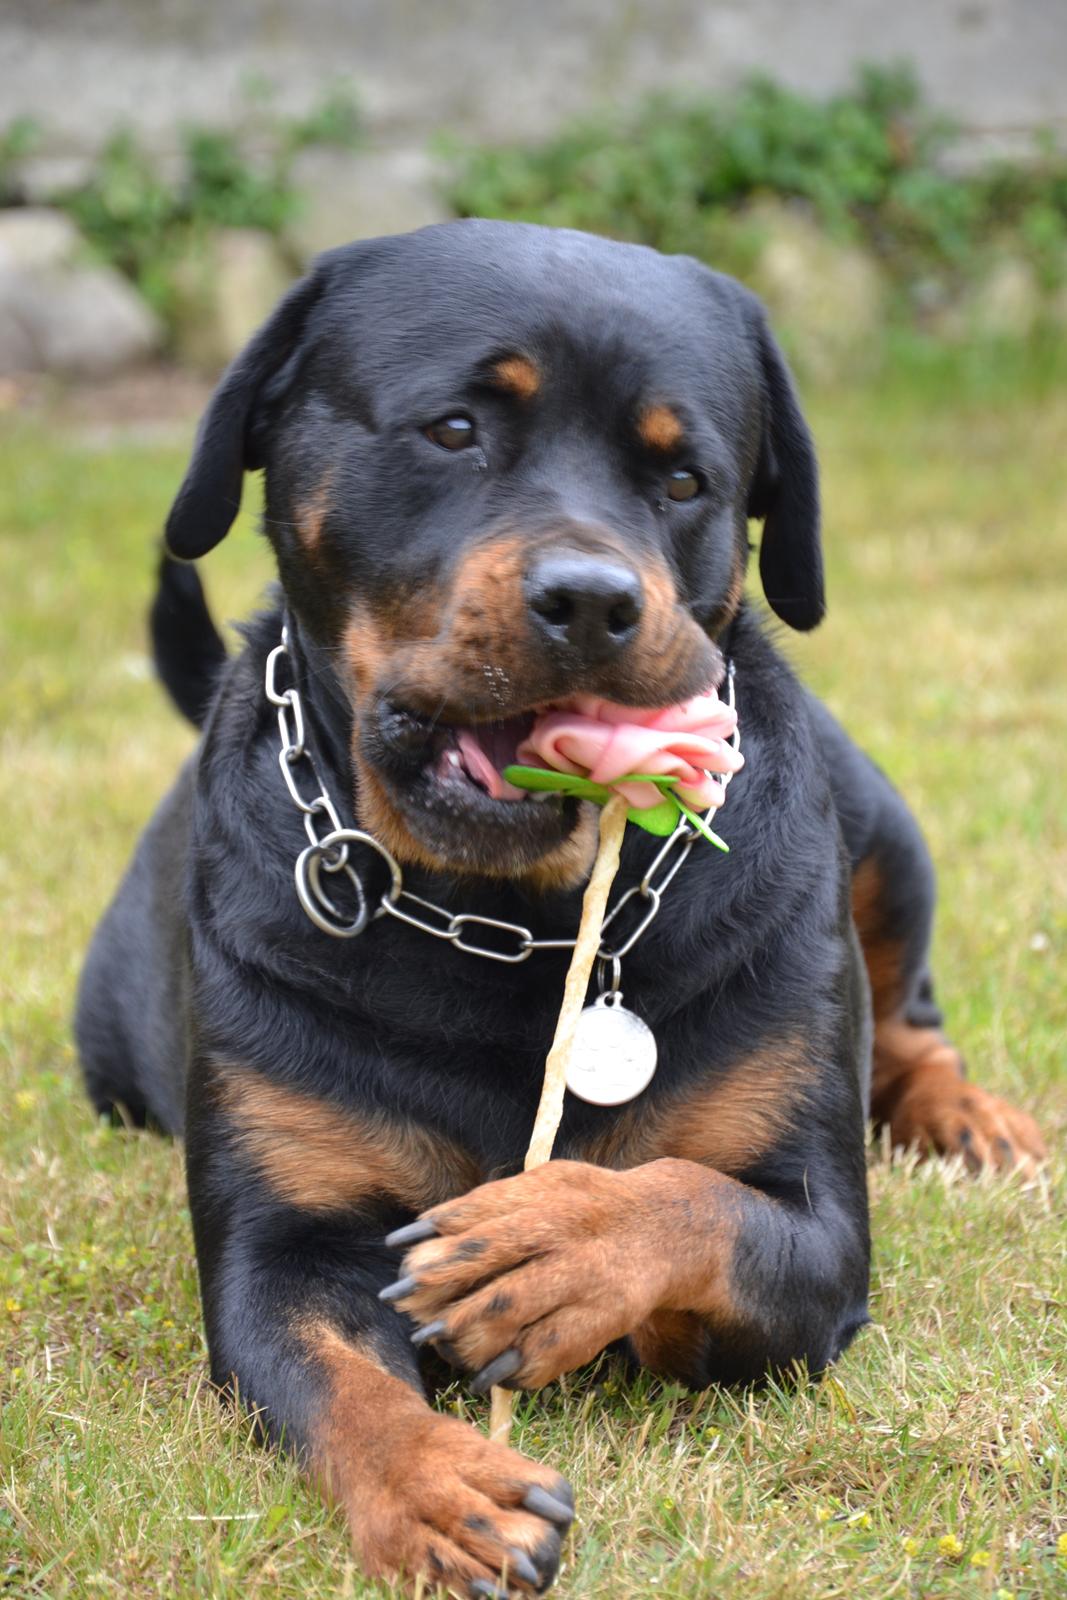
[516,689,743,811]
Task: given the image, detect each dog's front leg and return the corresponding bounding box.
[193,1209,573,1595]
[385,1157,869,1391]
[187,1176,573,1596]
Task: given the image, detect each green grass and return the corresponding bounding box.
[2,365,1066,1598]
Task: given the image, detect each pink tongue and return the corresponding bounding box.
[456,731,524,801]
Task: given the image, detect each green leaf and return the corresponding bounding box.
[676,799,730,852]
[503,765,730,850]
[504,764,678,796]
[502,765,609,801]
[627,798,683,835]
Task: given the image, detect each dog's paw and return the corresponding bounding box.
[380,1161,668,1389]
[890,1059,1046,1173]
[349,1407,573,1596]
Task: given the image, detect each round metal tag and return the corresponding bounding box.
[565,997,658,1106]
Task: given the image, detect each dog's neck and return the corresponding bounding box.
[285,612,358,794]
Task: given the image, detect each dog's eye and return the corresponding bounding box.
[667,469,701,502]
[426,415,476,451]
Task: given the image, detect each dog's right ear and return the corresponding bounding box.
[164,265,329,561]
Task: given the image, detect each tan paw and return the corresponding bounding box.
[890,1060,1046,1173]
[380,1161,669,1392]
[347,1405,574,1597]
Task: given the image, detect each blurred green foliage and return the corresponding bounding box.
[0,83,363,323]
[0,115,41,206]
[445,64,1067,300]
[59,126,299,318]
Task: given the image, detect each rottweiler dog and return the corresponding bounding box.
[75,220,1045,1597]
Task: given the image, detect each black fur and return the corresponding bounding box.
[149,556,226,728]
[75,220,955,1588]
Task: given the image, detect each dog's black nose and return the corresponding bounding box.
[524,551,644,664]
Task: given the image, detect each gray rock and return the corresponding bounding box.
[0,206,162,376]
[284,146,450,263]
[18,154,98,204]
[742,199,888,382]
[0,207,82,269]
[170,227,294,371]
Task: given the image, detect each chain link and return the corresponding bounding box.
[269,627,738,964]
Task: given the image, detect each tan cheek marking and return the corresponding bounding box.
[295,474,335,552]
[393,535,534,708]
[219,1067,480,1213]
[492,355,541,401]
[343,608,388,702]
[638,404,684,453]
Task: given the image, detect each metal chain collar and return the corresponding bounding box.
[266,626,738,970]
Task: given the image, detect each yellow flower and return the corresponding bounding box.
[850,1511,872,1530]
[1057,1532,1067,1561]
[15,1090,36,1112]
[902,1537,921,1557]
[970,1549,992,1569]
[815,1506,832,1524]
[4,1298,21,1314]
[994,1589,1015,1600]
[938,1534,964,1560]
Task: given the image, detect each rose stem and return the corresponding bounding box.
[489,792,631,1443]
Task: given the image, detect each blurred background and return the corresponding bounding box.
[3,10,1066,1595]
[2,0,1067,395]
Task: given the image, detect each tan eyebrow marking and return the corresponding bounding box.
[637,404,684,453]
[490,355,541,401]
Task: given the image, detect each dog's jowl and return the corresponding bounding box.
[75,220,1045,1596]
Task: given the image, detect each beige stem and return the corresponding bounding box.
[489,793,631,1444]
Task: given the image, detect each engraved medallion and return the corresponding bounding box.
[565,994,658,1106]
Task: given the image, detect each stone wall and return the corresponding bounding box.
[4,0,1065,180]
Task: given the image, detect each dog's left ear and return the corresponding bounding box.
[744,305,824,631]
[164,263,332,561]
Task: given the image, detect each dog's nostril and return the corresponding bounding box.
[532,591,575,629]
[524,551,645,664]
[607,595,640,636]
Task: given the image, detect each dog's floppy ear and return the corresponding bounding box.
[745,307,824,631]
[164,266,329,561]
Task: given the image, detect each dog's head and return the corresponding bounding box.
[165,221,821,885]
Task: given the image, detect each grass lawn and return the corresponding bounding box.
[1,360,1065,1598]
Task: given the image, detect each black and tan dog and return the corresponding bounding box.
[75,220,1045,1597]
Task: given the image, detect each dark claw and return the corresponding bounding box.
[384,1217,439,1249]
[506,1547,541,1587]
[378,1275,417,1304]
[522,1484,575,1529]
[552,1477,575,1512]
[529,1526,563,1586]
[471,1348,523,1396]
[470,1582,509,1599]
[410,1319,448,1347]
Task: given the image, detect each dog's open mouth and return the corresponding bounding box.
[366,702,580,869]
[440,717,532,801]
